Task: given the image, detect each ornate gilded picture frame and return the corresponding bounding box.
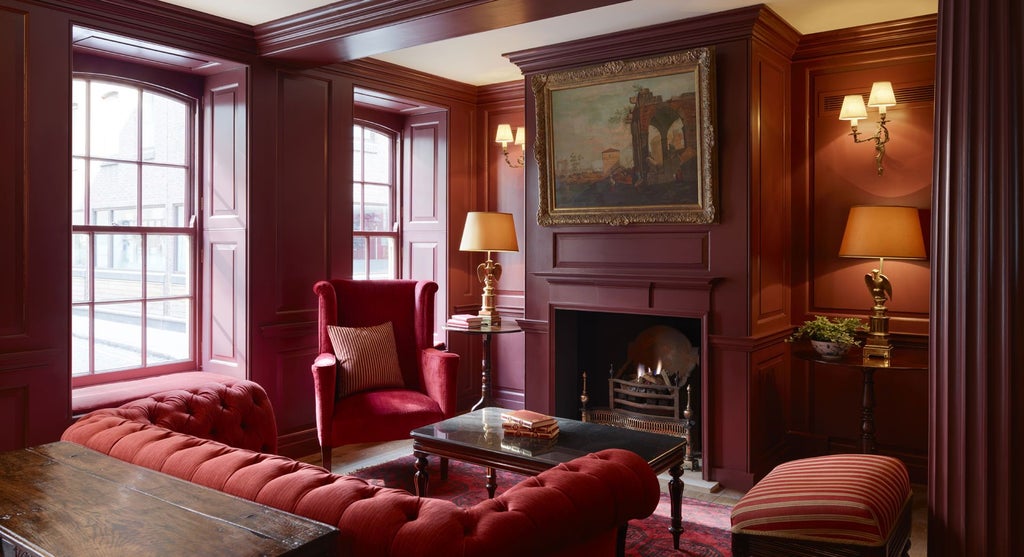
[533,47,717,226]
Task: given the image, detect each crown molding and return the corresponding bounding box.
[506,5,770,76]
[793,14,937,61]
[33,0,256,60]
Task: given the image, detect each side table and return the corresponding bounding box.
[446,321,522,411]
[794,346,927,453]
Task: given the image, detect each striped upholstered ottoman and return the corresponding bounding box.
[730,454,912,557]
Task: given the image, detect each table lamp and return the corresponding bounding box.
[459,211,519,325]
[838,205,926,359]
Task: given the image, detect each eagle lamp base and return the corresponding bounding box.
[863,309,891,360]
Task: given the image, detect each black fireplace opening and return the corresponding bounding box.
[553,308,702,459]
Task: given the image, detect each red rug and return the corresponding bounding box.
[349,455,733,557]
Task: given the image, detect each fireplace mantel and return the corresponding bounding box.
[534,271,721,291]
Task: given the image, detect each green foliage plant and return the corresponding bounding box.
[786,315,864,347]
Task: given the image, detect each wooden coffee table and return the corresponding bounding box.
[410,407,688,551]
[0,442,337,557]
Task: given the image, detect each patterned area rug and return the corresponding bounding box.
[349,455,733,557]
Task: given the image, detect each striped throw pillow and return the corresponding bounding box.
[327,322,405,397]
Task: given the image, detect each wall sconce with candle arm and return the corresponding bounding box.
[495,124,525,168]
[839,81,897,175]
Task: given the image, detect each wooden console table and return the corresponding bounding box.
[794,347,928,453]
[0,442,336,557]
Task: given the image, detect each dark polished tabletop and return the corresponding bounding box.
[793,345,928,370]
[444,321,522,334]
[411,407,685,470]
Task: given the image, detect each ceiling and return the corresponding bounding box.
[157,0,938,86]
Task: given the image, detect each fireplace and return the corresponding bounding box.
[552,308,703,467]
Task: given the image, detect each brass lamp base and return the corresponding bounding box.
[863,304,891,360]
[475,254,502,325]
[862,342,892,360]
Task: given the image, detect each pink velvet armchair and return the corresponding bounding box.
[312,279,459,469]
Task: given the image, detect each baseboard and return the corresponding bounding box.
[277,427,319,460]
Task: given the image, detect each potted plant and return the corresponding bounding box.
[787,315,864,360]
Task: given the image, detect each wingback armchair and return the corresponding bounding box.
[312,279,459,469]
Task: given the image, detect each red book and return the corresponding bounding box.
[501,409,557,430]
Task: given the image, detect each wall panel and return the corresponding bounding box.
[203,67,248,378]
[275,72,330,315]
[0,6,26,338]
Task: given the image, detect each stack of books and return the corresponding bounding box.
[501,409,559,439]
[446,313,484,328]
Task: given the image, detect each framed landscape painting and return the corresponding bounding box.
[533,47,717,226]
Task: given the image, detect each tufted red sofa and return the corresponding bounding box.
[62,379,661,557]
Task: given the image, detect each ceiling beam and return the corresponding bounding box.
[254,0,628,66]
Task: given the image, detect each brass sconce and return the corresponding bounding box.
[495,124,525,168]
[839,205,926,360]
[839,81,897,175]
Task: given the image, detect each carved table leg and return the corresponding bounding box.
[668,463,684,549]
[862,368,877,454]
[471,333,494,411]
[414,452,430,496]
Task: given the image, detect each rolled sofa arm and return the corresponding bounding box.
[63,411,659,557]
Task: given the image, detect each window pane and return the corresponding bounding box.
[353,125,363,181]
[72,77,198,381]
[141,165,187,226]
[72,158,86,225]
[352,183,363,232]
[94,233,142,301]
[93,302,142,372]
[368,237,395,279]
[147,299,190,364]
[142,91,187,164]
[363,129,391,184]
[71,305,90,376]
[72,234,90,303]
[363,185,391,232]
[90,82,138,160]
[147,235,190,297]
[72,80,87,157]
[353,236,368,280]
[90,160,138,225]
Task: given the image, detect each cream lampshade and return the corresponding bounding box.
[839,94,869,127]
[867,81,897,115]
[459,211,519,324]
[839,205,926,360]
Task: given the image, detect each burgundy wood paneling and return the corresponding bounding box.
[0,2,72,449]
[510,8,798,490]
[930,0,1024,554]
[275,72,330,315]
[807,59,934,332]
[208,81,244,220]
[789,19,936,477]
[208,240,240,362]
[554,232,707,271]
[408,122,440,223]
[0,384,28,449]
[403,113,448,340]
[750,42,791,335]
[0,6,26,339]
[749,342,789,477]
[202,67,247,378]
